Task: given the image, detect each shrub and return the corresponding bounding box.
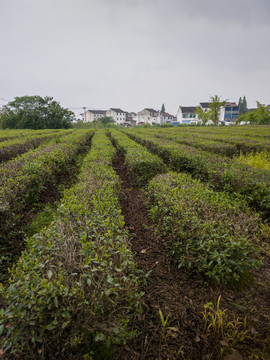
[110,129,167,186]
[0,131,142,357]
[146,171,264,284]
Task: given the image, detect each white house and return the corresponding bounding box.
[106,108,127,124]
[136,108,159,125]
[157,111,174,124]
[177,106,198,124]
[83,110,106,122]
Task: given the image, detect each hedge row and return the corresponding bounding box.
[124,130,270,219]
[0,130,92,216]
[0,130,142,357]
[164,127,270,154]
[0,129,59,142]
[0,130,72,163]
[172,125,270,140]
[109,129,167,186]
[149,130,239,157]
[146,171,266,284]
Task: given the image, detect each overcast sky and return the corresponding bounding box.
[1,0,270,116]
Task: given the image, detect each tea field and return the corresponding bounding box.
[0,126,270,359]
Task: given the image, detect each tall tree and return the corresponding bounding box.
[242,96,247,114]
[161,103,165,113]
[0,96,74,129]
[238,97,243,115]
[209,95,227,124]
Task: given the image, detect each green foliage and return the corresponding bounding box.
[236,151,270,171]
[0,130,70,162]
[195,107,211,125]
[124,129,270,219]
[110,129,167,186]
[209,95,227,124]
[238,96,248,115]
[75,117,116,129]
[0,131,142,357]
[237,102,270,125]
[146,171,264,284]
[0,130,92,214]
[0,96,74,129]
[202,296,251,357]
[95,116,114,125]
[161,103,165,113]
[26,204,57,237]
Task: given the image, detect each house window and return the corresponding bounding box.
[225,114,231,119]
[225,107,231,111]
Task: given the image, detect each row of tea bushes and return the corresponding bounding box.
[125,130,270,219]
[173,124,270,139]
[0,130,142,357]
[166,127,270,154]
[0,129,60,142]
[146,171,266,284]
[0,129,72,163]
[236,151,270,171]
[110,129,167,186]
[152,131,239,157]
[0,130,93,216]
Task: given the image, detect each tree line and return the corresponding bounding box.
[0,96,74,129]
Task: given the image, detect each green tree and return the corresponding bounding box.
[98,116,114,125]
[209,95,227,124]
[0,96,74,129]
[238,97,243,115]
[161,103,166,113]
[236,102,270,125]
[242,96,247,114]
[238,96,248,115]
[195,107,211,125]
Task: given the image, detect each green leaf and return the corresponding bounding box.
[0,324,4,335]
[62,321,70,329]
[54,296,58,308]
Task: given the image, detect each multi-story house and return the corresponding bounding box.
[83,110,106,122]
[157,111,174,124]
[136,108,159,125]
[220,102,239,124]
[176,106,198,124]
[177,101,239,125]
[106,108,127,124]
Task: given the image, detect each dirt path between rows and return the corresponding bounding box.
[112,150,270,360]
[112,151,207,359]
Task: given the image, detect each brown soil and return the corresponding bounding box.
[112,150,270,360]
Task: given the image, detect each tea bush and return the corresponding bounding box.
[146,171,264,284]
[0,130,142,357]
[0,129,71,163]
[110,129,167,186]
[125,130,270,219]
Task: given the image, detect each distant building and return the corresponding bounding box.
[221,102,239,124]
[177,101,239,125]
[136,108,159,125]
[106,108,127,124]
[83,110,106,122]
[176,106,198,124]
[157,111,174,124]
